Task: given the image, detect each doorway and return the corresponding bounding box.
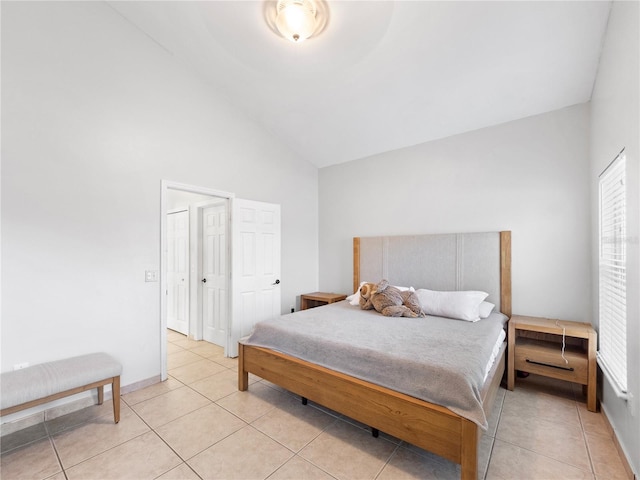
[161,182,233,381]
[160,181,282,381]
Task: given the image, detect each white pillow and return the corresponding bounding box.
[416,289,489,322]
[346,282,413,306]
[479,301,495,318]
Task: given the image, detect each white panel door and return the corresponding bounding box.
[202,203,228,347]
[228,199,281,357]
[167,210,189,335]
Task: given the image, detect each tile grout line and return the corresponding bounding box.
[483,391,506,479]
[372,441,402,480]
[577,403,599,477]
[575,391,599,477]
[52,425,151,477]
[42,421,68,480]
[215,383,344,479]
[571,389,600,477]
[123,353,224,475]
[125,393,205,480]
[162,355,312,480]
[498,385,594,476]
[264,452,339,480]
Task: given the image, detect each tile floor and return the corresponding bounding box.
[0,330,631,480]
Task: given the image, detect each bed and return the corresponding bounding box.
[238,231,512,480]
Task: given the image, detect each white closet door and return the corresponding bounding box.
[167,210,189,335]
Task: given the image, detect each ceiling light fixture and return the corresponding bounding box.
[275,0,320,43]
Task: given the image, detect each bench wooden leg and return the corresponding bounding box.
[97,385,104,405]
[112,376,121,424]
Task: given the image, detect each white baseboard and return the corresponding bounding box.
[601,404,637,480]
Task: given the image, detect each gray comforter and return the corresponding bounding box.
[241,301,507,429]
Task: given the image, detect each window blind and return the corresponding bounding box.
[598,151,627,394]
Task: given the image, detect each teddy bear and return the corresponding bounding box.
[359,279,423,318]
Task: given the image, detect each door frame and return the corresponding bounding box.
[160,180,234,381]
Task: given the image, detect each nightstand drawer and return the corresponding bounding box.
[514,338,588,384]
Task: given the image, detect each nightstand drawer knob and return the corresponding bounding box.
[272,279,280,285]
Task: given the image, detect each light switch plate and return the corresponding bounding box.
[145,270,158,282]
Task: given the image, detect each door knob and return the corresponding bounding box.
[272,279,280,285]
[202,278,207,283]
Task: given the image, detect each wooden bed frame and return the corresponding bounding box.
[238,231,511,480]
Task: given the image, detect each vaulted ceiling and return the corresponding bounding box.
[109,1,611,168]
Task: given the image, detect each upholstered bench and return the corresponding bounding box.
[0,353,122,423]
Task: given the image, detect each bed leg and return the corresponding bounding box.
[301,397,308,405]
[460,420,479,480]
[238,343,248,391]
[371,428,379,438]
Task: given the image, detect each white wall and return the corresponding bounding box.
[590,0,639,473]
[319,104,591,322]
[1,1,318,414]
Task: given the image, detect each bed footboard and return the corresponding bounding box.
[237,342,505,480]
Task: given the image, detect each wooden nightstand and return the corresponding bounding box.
[300,292,348,310]
[508,315,597,412]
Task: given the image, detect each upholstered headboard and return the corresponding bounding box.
[353,231,511,317]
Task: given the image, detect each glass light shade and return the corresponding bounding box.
[276,0,317,43]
